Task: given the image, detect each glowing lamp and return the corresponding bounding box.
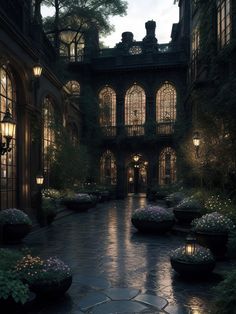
[36,174,44,185]
[33,63,43,78]
[185,235,196,255]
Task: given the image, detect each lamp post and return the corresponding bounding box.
[0,108,16,155]
[185,234,197,255]
[193,131,200,158]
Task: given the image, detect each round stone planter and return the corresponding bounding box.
[195,231,228,259]
[1,223,31,244]
[173,208,202,225]
[30,275,72,298]
[64,199,93,211]
[170,258,215,278]
[131,218,174,233]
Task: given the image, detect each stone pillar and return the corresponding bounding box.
[116,152,126,198]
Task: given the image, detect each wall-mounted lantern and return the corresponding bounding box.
[36,174,44,186]
[33,63,43,78]
[193,131,201,158]
[0,108,16,155]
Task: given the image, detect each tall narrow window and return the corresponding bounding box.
[156,82,176,134]
[60,31,84,62]
[125,84,145,136]
[159,147,176,186]
[191,27,200,80]
[99,86,116,127]
[100,150,117,185]
[0,66,17,209]
[42,97,55,186]
[217,0,231,49]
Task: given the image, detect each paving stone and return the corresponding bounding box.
[73,274,111,289]
[78,292,109,311]
[164,304,188,314]
[134,294,168,310]
[90,300,148,314]
[103,287,140,300]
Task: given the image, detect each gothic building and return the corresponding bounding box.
[0,0,235,216]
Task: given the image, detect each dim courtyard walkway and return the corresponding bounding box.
[24,197,223,313]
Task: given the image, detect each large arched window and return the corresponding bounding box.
[125,84,145,136]
[156,82,176,123]
[42,97,55,186]
[60,31,84,62]
[0,66,17,209]
[99,86,116,127]
[159,147,176,186]
[100,150,117,185]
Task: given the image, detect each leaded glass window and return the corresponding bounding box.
[0,66,17,209]
[156,82,176,123]
[125,84,146,125]
[60,31,84,62]
[191,27,200,80]
[217,0,231,49]
[99,86,116,127]
[42,97,55,186]
[100,150,117,185]
[159,147,176,186]
[65,81,80,96]
[129,46,142,55]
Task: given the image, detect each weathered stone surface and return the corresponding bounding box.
[104,287,140,300]
[91,300,148,314]
[78,292,109,311]
[134,293,167,310]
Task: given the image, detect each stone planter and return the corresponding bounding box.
[131,218,174,233]
[170,259,215,278]
[1,223,31,244]
[173,208,202,224]
[30,275,72,298]
[195,231,228,259]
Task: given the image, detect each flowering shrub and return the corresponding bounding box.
[42,189,61,200]
[204,194,236,222]
[0,209,32,225]
[170,245,215,264]
[192,212,235,233]
[64,193,92,203]
[132,206,174,223]
[165,192,185,207]
[176,196,202,211]
[15,255,71,285]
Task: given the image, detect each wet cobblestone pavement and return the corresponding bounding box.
[23,196,225,313]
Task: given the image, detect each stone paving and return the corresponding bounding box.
[21,196,228,313]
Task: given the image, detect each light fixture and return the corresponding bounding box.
[0,108,16,155]
[36,174,44,185]
[33,63,43,78]
[193,131,200,158]
[133,154,140,162]
[185,234,196,255]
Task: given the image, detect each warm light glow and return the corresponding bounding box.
[185,235,196,255]
[1,108,16,138]
[33,64,43,77]
[133,154,140,162]
[193,132,200,147]
[36,174,44,185]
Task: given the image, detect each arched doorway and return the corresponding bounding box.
[127,154,148,195]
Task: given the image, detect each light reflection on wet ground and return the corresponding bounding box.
[25,196,218,313]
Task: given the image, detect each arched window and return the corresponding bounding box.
[156,82,176,123]
[100,150,117,185]
[125,84,145,136]
[0,66,17,209]
[125,84,145,125]
[60,31,84,62]
[159,147,176,186]
[65,81,80,96]
[99,86,116,127]
[42,97,55,186]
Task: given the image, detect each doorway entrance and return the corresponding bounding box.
[127,154,148,195]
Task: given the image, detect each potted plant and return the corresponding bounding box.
[0,270,34,314]
[16,255,72,298]
[173,196,203,224]
[63,193,94,211]
[192,212,235,259]
[165,191,186,207]
[131,205,175,233]
[170,244,215,278]
[0,209,32,244]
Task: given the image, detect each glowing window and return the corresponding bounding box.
[99,86,116,127]
[156,82,176,123]
[65,81,80,96]
[159,147,176,185]
[217,0,231,49]
[100,150,117,185]
[0,66,17,209]
[125,84,146,126]
[60,31,84,62]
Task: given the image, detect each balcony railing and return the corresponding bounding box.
[101,123,174,138]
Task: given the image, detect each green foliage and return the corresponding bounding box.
[176,196,203,211]
[0,270,30,304]
[0,249,23,271]
[132,206,174,223]
[170,246,215,264]
[0,209,32,226]
[165,192,186,207]
[212,270,236,314]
